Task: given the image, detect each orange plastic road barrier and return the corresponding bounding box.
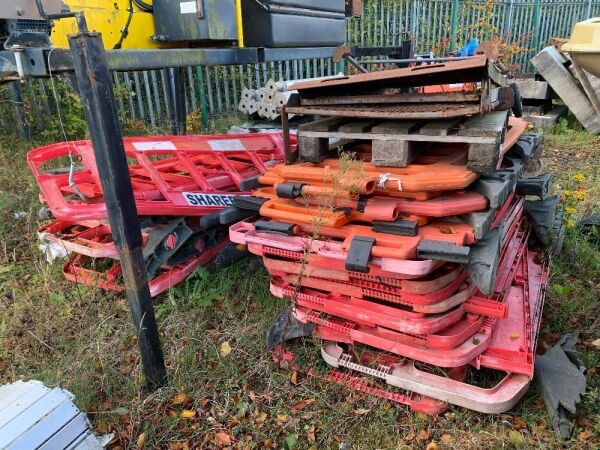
[295,221,476,259]
[260,147,477,193]
[394,191,488,217]
[254,187,486,221]
[500,117,529,164]
[254,188,430,225]
[259,198,428,227]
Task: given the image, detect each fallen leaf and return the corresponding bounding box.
[513,417,527,430]
[404,431,415,441]
[416,430,430,441]
[353,408,370,415]
[425,442,439,450]
[220,341,232,358]
[291,398,315,410]
[290,371,298,385]
[180,410,196,419]
[136,432,147,449]
[215,431,232,446]
[438,226,456,235]
[263,439,277,448]
[592,339,600,349]
[576,431,589,441]
[510,332,521,341]
[440,434,452,443]
[508,430,526,446]
[276,414,289,423]
[255,411,268,424]
[171,393,192,406]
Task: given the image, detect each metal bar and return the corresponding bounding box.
[7,81,29,138]
[187,67,198,113]
[205,66,215,114]
[160,68,171,122]
[172,67,186,135]
[150,70,162,121]
[359,56,480,64]
[196,66,209,128]
[132,71,145,121]
[124,72,136,120]
[112,72,126,120]
[142,71,156,129]
[67,31,166,391]
[532,0,542,53]
[450,0,460,52]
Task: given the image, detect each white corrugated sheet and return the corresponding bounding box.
[0,380,109,449]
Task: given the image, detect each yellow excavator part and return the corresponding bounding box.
[562,17,600,77]
[50,0,172,49]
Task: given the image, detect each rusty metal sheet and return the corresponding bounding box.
[286,102,482,120]
[300,91,481,106]
[292,55,488,97]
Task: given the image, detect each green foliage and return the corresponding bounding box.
[41,89,87,141]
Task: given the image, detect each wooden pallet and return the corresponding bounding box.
[297,111,510,172]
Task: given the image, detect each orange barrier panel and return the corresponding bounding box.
[260,147,478,193]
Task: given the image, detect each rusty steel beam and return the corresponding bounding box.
[300,92,481,106]
[285,103,482,120]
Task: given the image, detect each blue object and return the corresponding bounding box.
[457,39,479,57]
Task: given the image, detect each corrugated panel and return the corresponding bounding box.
[0,381,105,450]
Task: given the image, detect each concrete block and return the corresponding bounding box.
[371,140,419,167]
[531,46,600,133]
[514,79,555,100]
[419,118,461,136]
[523,105,568,131]
[299,136,330,162]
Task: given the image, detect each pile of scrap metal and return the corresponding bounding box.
[30,134,289,295]
[521,18,600,132]
[220,56,563,414]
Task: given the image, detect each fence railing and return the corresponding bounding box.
[1,0,598,137]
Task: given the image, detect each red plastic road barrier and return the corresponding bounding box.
[320,341,531,414]
[275,277,468,334]
[474,248,548,378]
[267,261,468,306]
[28,134,288,220]
[296,306,489,364]
[229,220,444,276]
[264,257,463,294]
[270,275,505,318]
[38,219,121,259]
[272,346,448,415]
[63,239,229,297]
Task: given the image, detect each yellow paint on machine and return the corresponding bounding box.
[51,0,246,50]
[50,0,171,49]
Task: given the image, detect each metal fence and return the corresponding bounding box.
[2,0,599,136]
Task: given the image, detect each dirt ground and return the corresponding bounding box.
[0,123,599,449]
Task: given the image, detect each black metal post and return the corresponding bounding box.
[172,67,187,135]
[68,31,167,391]
[166,67,186,135]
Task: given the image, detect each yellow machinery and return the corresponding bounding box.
[562,17,600,77]
[49,0,347,51]
[51,0,244,50]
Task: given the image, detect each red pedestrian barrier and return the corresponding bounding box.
[28,134,287,220]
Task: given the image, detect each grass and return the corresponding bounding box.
[0,121,599,449]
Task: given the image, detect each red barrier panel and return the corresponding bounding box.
[28,134,288,220]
